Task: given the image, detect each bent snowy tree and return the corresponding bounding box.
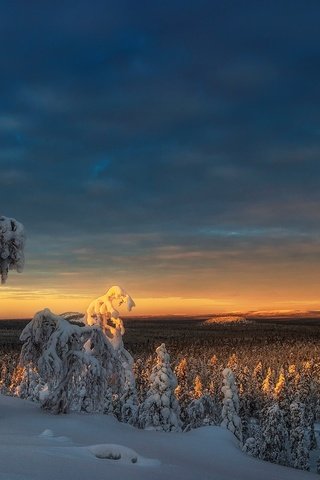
[0,216,25,284]
[17,286,137,417]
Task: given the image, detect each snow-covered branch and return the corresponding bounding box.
[0,216,25,284]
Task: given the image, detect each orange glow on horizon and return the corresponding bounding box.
[0,287,320,319]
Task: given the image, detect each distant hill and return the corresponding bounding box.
[203,315,248,325]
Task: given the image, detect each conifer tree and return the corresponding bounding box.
[221,368,242,443]
[137,344,182,432]
[0,216,25,284]
[185,394,218,431]
[175,357,191,424]
[262,367,273,398]
[260,402,289,466]
[193,375,203,399]
[289,401,309,471]
[297,363,317,451]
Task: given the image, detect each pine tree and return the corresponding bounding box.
[274,367,286,400]
[0,215,25,284]
[85,285,138,421]
[260,402,289,466]
[174,357,191,424]
[253,361,263,385]
[193,375,203,399]
[221,368,242,443]
[19,308,119,414]
[137,343,182,432]
[297,364,317,451]
[242,437,261,457]
[185,394,218,431]
[262,367,273,398]
[289,401,309,471]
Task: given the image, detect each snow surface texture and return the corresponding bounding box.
[0,215,25,284]
[0,394,317,480]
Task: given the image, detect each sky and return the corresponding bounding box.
[1,1,320,318]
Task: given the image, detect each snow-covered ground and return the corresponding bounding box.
[0,395,317,480]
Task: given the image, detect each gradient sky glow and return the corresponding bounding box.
[1,1,320,318]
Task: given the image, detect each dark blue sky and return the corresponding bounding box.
[1,1,320,315]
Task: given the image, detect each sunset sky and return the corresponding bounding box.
[1,1,320,318]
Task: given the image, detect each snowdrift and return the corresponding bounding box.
[0,394,317,480]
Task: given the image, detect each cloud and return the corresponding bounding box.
[0,0,320,312]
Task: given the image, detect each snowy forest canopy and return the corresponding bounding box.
[1,305,320,472]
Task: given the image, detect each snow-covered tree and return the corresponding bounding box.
[174,357,191,424]
[19,308,117,414]
[242,436,261,458]
[0,215,25,284]
[289,401,309,471]
[10,364,44,402]
[193,375,203,399]
[296,364,317,451]
[185,394,218,431]
[262,367,273,398]
[274,367,286,400]
[85,285,135,349]
[137,343,182,432]
[18,286,137,418]
[260,402,289,466]
[85,286,137,423]
[221,368,242,443]
[69,326,116,414]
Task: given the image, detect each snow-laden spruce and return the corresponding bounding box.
[260,402,289,466]
[185,394,218,431]
[0,215,25,284]
[138,343,182,432]
[221,367,243,443]
[19,308,114,413]
[289,401,309,471]
[85,286,138,423]
[18,286,137,416]
[86,285,135,349]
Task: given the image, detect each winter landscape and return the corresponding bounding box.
[2,1,320,479]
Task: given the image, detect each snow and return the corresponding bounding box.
[85,285,135,350]
[0,394,317,480]
[87,444,160,465]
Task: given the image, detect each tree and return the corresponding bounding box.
[18,285,137,416]
[193,375,203,399]
[174,357,191,424]
[289,401,309,471]
[0,215,25,284]
[137,343,182,432]
[260,402,289,466]
[19,308,103,413]
[85,286,138,423]
[185,394,218,431]
[221,368,242,444]
[85,285,135,348]
[262,367,273,398]
[296,363,317,451]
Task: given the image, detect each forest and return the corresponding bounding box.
[1,312,320,473]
